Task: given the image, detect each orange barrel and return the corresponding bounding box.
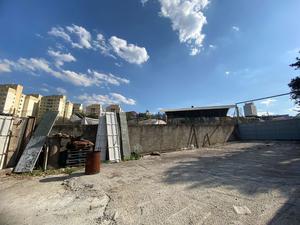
[85,151,100,175]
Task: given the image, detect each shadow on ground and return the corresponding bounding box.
[39,172,85,183]
[164,141,300,225]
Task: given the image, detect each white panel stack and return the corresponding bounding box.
[105,112,121,162]
[95,112,121,162]
[95,113,108,160]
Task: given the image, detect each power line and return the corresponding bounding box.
[235,92,293,105]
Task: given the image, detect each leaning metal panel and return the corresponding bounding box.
[14,111,58,173]
[0,115,14,169]
[95,112,108,161]
[118,112,131,159]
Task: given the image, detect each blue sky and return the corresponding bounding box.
[0,0,299,115]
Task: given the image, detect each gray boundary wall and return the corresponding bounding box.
[128,124,234,154]
[238,119,300,140]
[51,123,235,154]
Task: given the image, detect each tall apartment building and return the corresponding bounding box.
[72,103,83,114]
[64,101,73,120]
[21,95,41,117]
[106,104,123,113]
[244,102,257,117]
[86,104,102,118]
[17,94,26,116]
[38,95,66,119]
[0,84,24,116]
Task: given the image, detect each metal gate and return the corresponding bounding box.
[0,115,14,169]
[238,119,300,140]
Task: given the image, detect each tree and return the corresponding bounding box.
[289,52,300,106]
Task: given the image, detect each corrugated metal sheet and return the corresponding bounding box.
[0,115,13,169]
[14,112,58,173]
[95,113,108,161]
[238,119,300,140]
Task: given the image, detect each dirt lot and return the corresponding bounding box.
[0,141,300,225]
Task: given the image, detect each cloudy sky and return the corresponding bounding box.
[0,0,299,115]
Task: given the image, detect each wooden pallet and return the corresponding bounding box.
[66,148,93,167]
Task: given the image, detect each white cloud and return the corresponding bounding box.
[48,26,71,42]
[40,87,49,93]
[59,70,97,87]
[56,87,67,94]
[48,25,149,64]
[0,56,130,87]
[110,93,136,105]
[78,93,136,106]
[190,48,200,56]
[88,70,129,86]
[0,60,11,73]
[66,24,92,49]
[93,33,116,58]
[54,69,129,88]
[141,0,149,6]
[260,99,276,106]
[156,0,209,55]
[48,24,92,49]
[9,58,53,75]
[232,26,240,32]
[225,71,230,75]
[209,44,216,49]
[48,50,76,67]
[109,36,149,64]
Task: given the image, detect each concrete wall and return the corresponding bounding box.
[238,119,300,140]
[51,123,235,154]
[128,124,235,154]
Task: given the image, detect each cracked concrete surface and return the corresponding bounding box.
[0,141,300,225]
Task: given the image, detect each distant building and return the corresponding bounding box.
[17,94,26,117]
[106,104,123,113]
[138,119,167,125]
[64,101,73,119]
[162,105,235,123]
[72,103,83,114]
[38,95,66,119]
[243,102,257,117]
[0,84,24,116]
[86,104,103,118]
[21,95,40,117]
[126,111,138,120]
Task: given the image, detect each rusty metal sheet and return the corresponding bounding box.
[14,112,58,173]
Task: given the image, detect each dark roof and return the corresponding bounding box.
[161,105,235,118]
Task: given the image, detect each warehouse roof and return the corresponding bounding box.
[161,105,235,113]
[161,105,235,118]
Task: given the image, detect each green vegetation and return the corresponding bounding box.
[13,167,83,177]
[289,52,300,107]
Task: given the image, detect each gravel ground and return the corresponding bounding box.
[0,141,300,225]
